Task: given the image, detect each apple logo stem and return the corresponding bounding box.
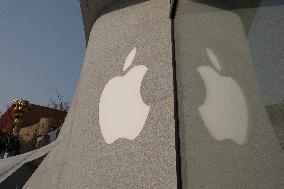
[99,47,150,144]
[197,48,248,145]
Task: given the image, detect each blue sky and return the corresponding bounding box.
[0,0,85,112]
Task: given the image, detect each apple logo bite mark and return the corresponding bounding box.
[197,48,248,145]
[99,47,150,144]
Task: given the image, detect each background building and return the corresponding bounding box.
[0,104,67,153]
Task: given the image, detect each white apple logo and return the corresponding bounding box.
[99,47,150,144]
[197,48,248,145]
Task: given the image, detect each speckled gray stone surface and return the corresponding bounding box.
[79,0,149,44]
[175,1,284,188]
[23,0,176,188]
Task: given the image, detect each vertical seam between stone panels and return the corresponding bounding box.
[170,0,182,189]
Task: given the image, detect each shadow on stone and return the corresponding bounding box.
[0,154,47,189]
[80,0,149,44]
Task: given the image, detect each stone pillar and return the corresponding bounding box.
[174,0,284,188]
[24,1,177,188]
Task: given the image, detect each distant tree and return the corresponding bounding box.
[47,90,70,112]
[0,130,8,149]
[0,130,20,155]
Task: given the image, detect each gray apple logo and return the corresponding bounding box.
[197,48,248,145]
